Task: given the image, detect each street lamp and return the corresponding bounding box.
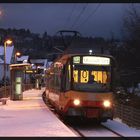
[15,52,21,63]
[3,39,12,97]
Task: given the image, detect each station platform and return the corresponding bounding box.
[0,88,76,137]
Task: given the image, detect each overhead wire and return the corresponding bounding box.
[71,3,88,29]
[53,4,74,35]
[54,3,100,37]
[63,4,77,29]
[76,3,101,30]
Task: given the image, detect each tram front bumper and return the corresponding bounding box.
[67,107,113,119]
[67,107,84,116]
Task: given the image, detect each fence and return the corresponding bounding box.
[23,84,34,91]
[114,103,140,129]
[0,84,34,99]
[0,86,11,98]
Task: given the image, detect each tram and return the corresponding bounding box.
[45,53,116,122]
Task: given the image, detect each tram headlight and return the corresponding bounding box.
[103,100,111,108]
[73,99,80,106]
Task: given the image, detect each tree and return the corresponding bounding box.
[123,4,140,67]
[122,4,140,86]
[123,4,140,40]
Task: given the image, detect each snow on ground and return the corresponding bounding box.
[0,88,140,137]
[0,88,76,137]
[102,118,140,137]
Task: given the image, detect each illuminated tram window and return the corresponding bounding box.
[68,65,71,82]
[98,71,103,83]
[92,71,107,84]
[73,70,78,83]
[73,70,108,84]
[103,71,107,83]
[80,70,89,83]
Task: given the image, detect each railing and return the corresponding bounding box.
[114,103,140,129]
[0,86,11,98]
[23,84,34,91]
[0,84,34,99]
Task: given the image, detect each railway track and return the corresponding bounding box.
[42,92,127,138]
[65,120,124,137]
[101,124,125,137]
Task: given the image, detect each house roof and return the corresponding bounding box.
[0,45,14,64]
[17,55,29,62]
[30,59,48,69]
[30,59,47,64]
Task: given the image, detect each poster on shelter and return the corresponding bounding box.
[15,77,22,95]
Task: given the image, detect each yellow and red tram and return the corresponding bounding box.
[45,54,116,122]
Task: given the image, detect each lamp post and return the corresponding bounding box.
[3,39,12,97]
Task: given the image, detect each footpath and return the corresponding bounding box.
[0,88,76,137]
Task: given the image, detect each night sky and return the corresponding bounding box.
[0,3,132,39]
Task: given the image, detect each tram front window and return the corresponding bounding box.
[72,65,111,92]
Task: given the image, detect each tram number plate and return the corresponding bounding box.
[86,109,99,118]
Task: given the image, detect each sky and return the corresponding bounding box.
[0,3,133,39]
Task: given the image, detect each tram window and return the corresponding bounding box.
[72,64,111,92]
[80,70,89,83]
[73,70,78,83]
[92,71,108,84]
[74,70,109,84]
[68,64,71,82]
[49,72,54,89]
[65,64,71,90]
[53,65,62,90]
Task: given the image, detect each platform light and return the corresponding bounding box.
[15,52,21,63]
[16,52,21,57]
[5,39,12,45]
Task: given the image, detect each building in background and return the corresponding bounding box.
[30,59,51,73]
[0,45,14,83]
[30,59,52,86]
[16,55,29,63]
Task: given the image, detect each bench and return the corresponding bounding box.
[0,98,8,105]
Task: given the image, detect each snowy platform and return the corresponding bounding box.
[0,88,140,137]
[0,88,76,137]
